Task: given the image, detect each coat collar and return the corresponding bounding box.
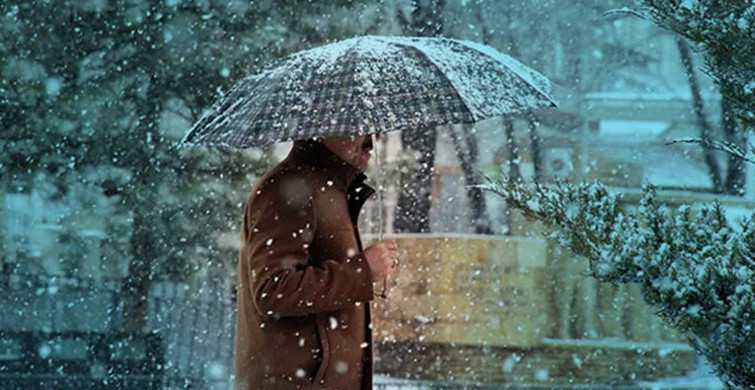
[289,140,373,195]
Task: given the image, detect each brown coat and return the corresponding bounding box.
[235,140,376,390]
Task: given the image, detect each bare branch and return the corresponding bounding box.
[603,7,649,20]
[665,137,755,165]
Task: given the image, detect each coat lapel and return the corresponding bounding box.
[291,139,376,234]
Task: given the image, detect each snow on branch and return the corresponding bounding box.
[603,7,649,20]
[666,137,755,165]
[481,177,755,389]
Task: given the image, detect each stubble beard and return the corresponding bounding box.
[352,143,370,172]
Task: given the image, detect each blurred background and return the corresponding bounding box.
[1,0,748,389]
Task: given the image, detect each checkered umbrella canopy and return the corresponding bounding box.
[181,35,556,148]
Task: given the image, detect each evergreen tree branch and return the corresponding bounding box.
[483,177,755,389]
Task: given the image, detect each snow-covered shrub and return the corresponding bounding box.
[483,177,755,389]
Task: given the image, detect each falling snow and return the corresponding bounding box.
[1,0,749,389]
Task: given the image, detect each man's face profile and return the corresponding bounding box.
[320,135,377,172]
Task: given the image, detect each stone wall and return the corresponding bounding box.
[370,234,695,386]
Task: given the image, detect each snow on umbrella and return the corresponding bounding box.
[180,35,557,148]
[180,35,557,298]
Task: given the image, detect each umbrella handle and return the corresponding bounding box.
[378,278,388,299]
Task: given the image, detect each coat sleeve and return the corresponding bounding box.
[243,176,375,318]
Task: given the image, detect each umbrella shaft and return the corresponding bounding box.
[373,133,389,298]
[372,133,383,241]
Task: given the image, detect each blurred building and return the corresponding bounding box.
[2,2,750,388]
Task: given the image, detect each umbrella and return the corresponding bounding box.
[181,35,557,296]
[180,35,556,148]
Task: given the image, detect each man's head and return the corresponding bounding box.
[319,134,378,172]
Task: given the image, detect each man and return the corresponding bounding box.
[235,135,399,390]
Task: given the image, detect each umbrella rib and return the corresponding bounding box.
[454,39,557,106]
[339,36,379,134]
[382,37,478,123]
[383,36,557,119]
[235,72,287,146]
[181,75,259,147]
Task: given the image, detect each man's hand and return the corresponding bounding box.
[364,240,399,282]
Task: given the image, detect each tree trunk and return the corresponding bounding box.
[676,37,722,193]
[505,119,522,184]
[121,80,163,332]
[722,96,746,195]
[495,119,522,235]
[393,125,437,233]
[449,124,492,234]
[122,207,156,332]
[526,112,543,183]
[0,175,10,282]
[393,0,445,233]
[406,0,446,36]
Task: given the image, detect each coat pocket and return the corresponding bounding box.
[312,314,330,384]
